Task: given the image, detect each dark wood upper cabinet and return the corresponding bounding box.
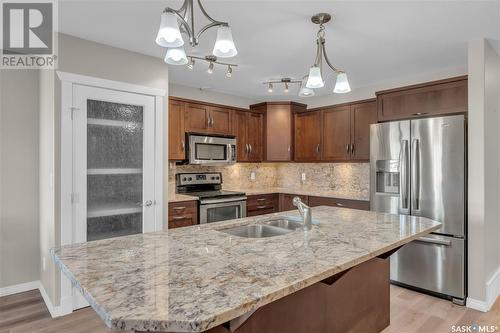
[232,110,249,162]
[376,76,468,122]
[350,101,377,161]
[184,102,210,133]
[247,112,264,162]
[209,107,232,134]
[321,106,351,161]
[251,102,307,162]
[294,111,321,161]
[168,99,186,161]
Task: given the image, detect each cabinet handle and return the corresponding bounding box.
[350,144,354,154]
[210,116,214,126]
[413,112,427,116]
[346,144,350,153]
[256,205,269,209]
[172,216,187,220]
[316,144,320,154]
[173,206,186,210]
[249,144,252,153]
[181,140,185,151]
[256,198,267,202]
[245,144,249,154]
[335,202,345,207]
[207,116,210,128]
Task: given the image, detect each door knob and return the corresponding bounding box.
[137,200,153,207]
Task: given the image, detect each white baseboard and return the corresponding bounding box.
[467,266,500,312]
[0,280,39,297]
[38,283,63,318]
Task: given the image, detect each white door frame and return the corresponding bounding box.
[57,71,166,315]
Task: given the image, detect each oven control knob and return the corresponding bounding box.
[211,176,216,180]
[182,177,187,181]
[188,177,192,181]
[216,176,220,180]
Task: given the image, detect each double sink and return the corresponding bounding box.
[219,217,305,238]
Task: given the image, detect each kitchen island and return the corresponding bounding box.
[52,206,441,333]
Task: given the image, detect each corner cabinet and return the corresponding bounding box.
[376,76,468,122]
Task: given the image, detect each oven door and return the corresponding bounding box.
[199,198,247,224]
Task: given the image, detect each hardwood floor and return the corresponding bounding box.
[1,286,499,333]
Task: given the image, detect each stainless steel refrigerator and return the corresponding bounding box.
[370,115,466,305]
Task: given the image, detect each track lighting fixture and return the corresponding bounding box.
[267,83,273,93]
[185,55,237,77]
[207,62,214,74]
[187,58,195,70]
[226,65,233,78]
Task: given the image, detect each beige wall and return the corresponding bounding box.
[38,33,170,306]
[0,70,40,288]
[169,83,258,109]
[467,38,500,308]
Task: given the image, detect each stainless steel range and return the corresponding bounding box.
[176,172,246,224]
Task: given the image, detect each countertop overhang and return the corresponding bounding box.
[52,206,441,332]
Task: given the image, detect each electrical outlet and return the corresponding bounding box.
[250,172,256,180]
[42,256,46,271]
[301,172,306,181]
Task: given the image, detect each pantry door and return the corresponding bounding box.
[72,84,156,244]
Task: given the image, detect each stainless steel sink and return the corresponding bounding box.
[220,224,293,238]
[261,218,304,230]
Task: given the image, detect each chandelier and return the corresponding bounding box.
[156,0,238,66]
[305,13,351,93]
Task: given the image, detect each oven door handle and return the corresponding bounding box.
[200,196,247,205]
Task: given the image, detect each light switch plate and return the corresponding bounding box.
[301,172,306,181]
[250,172,256,180]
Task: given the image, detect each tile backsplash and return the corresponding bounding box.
[169,162,370,200]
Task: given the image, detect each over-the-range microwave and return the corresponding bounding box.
[185,133,237,166]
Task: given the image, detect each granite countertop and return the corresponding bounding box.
[168,192,198,203]
[168,187,369,203]
[229,187,369,201]
[52,207,440,332]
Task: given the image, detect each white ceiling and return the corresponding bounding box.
[59,1,500,100]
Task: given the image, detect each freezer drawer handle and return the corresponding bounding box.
[416,237,451,246]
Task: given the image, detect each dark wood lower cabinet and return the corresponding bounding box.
[168,201,198,229]
[142,256,389,333]
[279,193,308,212]
[247,194,279,217]
[308,196,370,211]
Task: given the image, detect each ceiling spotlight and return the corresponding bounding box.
[187,58,195,69]
[226,65,232,78]
[207,62,214,74]
[284,82,289,93]
[268,83,273,93]
[299,86,315,97]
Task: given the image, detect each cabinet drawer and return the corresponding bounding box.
[308,196,370,211]
[168,201,198,229]
[280,193,308,212]
[247,194,279,215]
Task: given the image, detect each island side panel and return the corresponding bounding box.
[141,256,389,333]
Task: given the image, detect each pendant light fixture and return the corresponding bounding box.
[305,13,351,93]
[156,0,238,65]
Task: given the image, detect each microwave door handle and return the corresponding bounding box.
[227,144,232,163]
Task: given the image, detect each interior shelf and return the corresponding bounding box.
[87,168,142,175]
[87,118,142,128]
[87,202,142,218]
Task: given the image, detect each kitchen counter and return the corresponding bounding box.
[229,187,369,201]
[51,206,440,332]
[168,192,198,203]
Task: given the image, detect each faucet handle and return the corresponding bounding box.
[292,196,302,207]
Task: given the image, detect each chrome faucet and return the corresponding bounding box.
[293,197,312,231]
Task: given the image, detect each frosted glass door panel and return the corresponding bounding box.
[73,85,156,245]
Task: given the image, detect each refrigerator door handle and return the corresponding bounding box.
[399,140,409,210]
[411,139,420,211]
[416,237,452,247]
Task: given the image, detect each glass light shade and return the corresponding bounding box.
[156,12,184,48]
[164,47,188,65]
[298,86,315,97]
[306,66,324,88]
[333,72,351,93]
[213,25,238,58]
